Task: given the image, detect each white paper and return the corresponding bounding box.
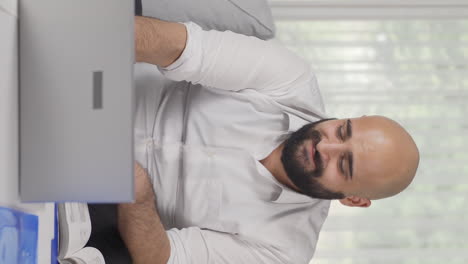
[58,203,92,259]
[64,247,105,264]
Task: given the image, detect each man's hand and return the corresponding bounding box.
[135,16,187,67]
[118,162,171,264]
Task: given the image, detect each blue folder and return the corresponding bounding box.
[0,207,39,264]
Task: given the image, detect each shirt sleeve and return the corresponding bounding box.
[165,227,289,264]
[158,22,312,98]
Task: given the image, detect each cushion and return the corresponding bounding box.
[141,0,275,40]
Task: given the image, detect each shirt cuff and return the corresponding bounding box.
[158,22,201,74]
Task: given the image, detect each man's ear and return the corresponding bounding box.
[339,196,371,208]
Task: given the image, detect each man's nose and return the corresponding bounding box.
[316,141,345,163]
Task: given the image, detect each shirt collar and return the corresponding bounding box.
[255,160,315,204]
[286,112,309,133]
[272,185,315,204]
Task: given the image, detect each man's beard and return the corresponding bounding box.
[281,119,345,200]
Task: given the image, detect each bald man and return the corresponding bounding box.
[114,16,420,264]
[270,116,419,203]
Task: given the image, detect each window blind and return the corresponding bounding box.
[271,5,468,263]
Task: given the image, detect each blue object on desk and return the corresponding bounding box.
[0,207,39,264]
[51,204,59,264]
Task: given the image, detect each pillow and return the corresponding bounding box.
[141,0,275,40]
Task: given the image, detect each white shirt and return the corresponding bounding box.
[133,22,331,264]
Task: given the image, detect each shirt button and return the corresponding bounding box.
[145,138,154,148]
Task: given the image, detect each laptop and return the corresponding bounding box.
[19,0,134,202]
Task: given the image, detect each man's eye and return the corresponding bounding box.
[340,156,348,179]
[340,156,345,176]
[339,125,344,140]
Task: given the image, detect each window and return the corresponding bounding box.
[274,14,468,264]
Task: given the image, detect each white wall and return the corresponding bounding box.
[0,0,17,17]
[269,0,468,20]
[0,0,19,207]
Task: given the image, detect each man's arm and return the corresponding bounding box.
[118,164,292,264]
[136,16,312,99]
[135,16,187,67]
[117,163,170,264]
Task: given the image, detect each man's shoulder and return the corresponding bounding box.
[235,197,331,263]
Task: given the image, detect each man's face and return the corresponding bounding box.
[282,116,405,200]
[281,119,344,199]
[281,118,344,199]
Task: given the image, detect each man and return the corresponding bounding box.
[116,16,420,264]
